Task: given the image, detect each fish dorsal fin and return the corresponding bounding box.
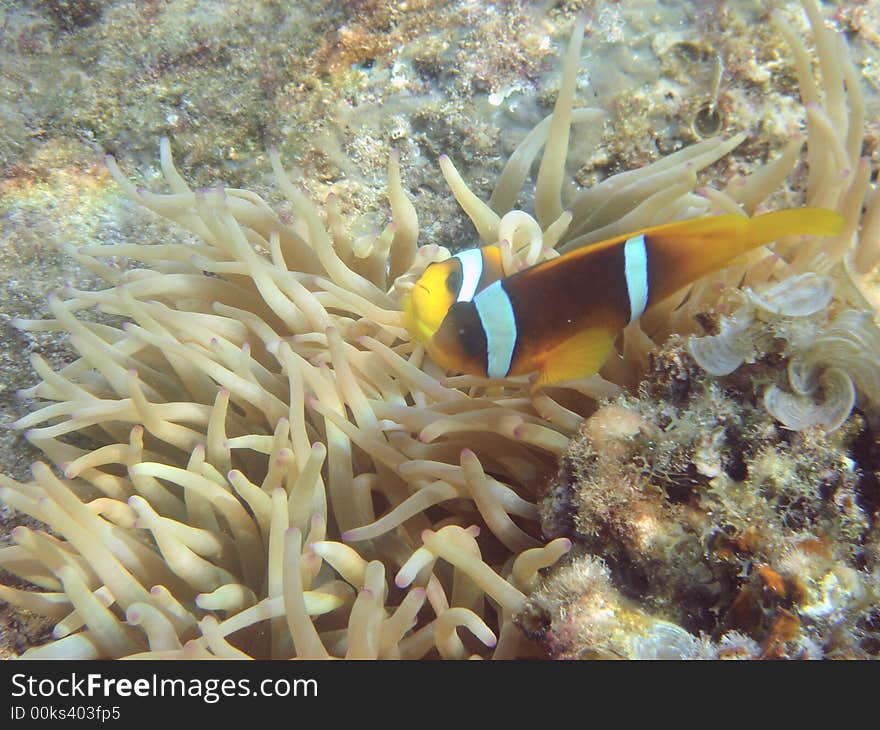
[536,328,615,386]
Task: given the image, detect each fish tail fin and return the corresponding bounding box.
[646,207,844,302]
[745,207,844,249]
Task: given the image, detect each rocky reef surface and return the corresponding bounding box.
[528,334,879,658]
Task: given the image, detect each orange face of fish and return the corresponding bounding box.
[404,245,505,346]
[404,258,461,345]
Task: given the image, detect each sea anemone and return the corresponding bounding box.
[1,0,877,659]
[686,1,880,433]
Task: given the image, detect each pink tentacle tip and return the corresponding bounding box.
[340,530,354,543]
[560,538,573,551]
[460,448,475,460]
[227,469,240,480]
[183,640,200,654]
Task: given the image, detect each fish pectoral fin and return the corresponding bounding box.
[536,328,615,386]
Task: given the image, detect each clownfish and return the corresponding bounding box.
[403,208,843,386]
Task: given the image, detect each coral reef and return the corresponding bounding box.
[689,274,880,432]
[0,0,878,659]
[531,338,878,658]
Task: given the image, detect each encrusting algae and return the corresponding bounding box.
[532,345,877,659]
[0,0,878,659]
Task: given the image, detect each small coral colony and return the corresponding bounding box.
[1,1,878,659]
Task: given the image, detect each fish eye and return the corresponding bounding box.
[445,269,462,294]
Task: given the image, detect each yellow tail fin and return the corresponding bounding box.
[646,207,844,302]
[746,207,844,247]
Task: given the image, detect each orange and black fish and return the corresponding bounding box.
[403,208,843,385]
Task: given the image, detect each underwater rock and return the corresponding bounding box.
[532,338,880,659]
